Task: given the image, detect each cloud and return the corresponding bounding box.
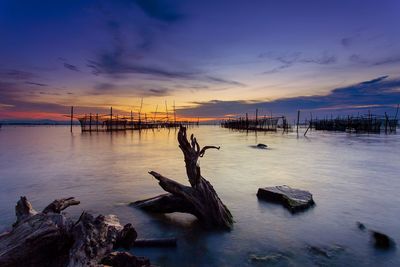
[0,69,36,80]
[63,63,80,72]
[135,0,183,23]
[204,76,246,87]
[0,80,117,119]
[148,88,170,96]
[261,52,337,74]
[88,54,244,86]
[372,55,400,66]
[341,37,352,47]
[86,1,243,88]
[89,57,196,79]
[94,82,116,91]
[349,54,400,66]
[349,54,368,64]
[177,76,400,118]
[26,82,48,87]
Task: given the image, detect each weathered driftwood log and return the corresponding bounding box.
[133,126,233,230]
[101,252,151,267]
[0,197,149,267]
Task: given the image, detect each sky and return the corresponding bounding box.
[1,0,400,121]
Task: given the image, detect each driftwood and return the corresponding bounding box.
[133,126,233,229]
[0,197,150,267]
[101,252,151,267]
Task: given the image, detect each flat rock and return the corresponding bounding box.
[257,185,314,212]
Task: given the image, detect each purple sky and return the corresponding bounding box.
[1,0,400,120]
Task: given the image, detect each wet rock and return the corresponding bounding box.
[306,245,346,265]
[257,185,314,212]
[371,231,396,249]
[248,252,291,264]
[307,245,345,258]
[257,143,268,149]
[356,221,366,231]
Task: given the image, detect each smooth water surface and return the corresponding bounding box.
[0,126,399,266]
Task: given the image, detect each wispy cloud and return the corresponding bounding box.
[178,76,400,118]
[349,54,400,66]
[260,52,337,74]
[26,82,48,87]
[88,51,244,86]
[63,63,80,72]
[0,69,36,80]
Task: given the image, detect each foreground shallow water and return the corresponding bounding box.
[0,125,399,266]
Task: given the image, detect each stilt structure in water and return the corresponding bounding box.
[306,110,398,134]
[69,105,198,132]
[221,110,290,132]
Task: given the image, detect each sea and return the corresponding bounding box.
[0,125,399,266]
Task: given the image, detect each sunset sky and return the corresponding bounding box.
[1,0,400,121]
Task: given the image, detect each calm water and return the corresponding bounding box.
[0,126,399,266]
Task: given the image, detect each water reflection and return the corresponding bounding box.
[0,125,399,266]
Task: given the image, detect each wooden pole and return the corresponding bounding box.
[165,101,169,123]
[385,112,388,134]
[89,113,92,132]
[173,100,176,125]
[70,106,73,133]
[296,110,300,136]
[96,113,99,132]
[154,105,158,123]
[130,110,133,129]
[255,108,258,128]
[139,98,143,129]
[110,107,113,132]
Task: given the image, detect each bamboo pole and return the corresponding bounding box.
[173,100,176,125]
[110,107,113,132]
[296,110,300,136]
[70,106,73,133]
[255,108,258,128]
[89,113,92,132]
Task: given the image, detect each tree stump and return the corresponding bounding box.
[133,126,233,230]
[0,197,149,267]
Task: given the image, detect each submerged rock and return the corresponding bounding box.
[248,252,292,264]
[257,185,314,212]
[307,245,344,258]
[257,143,268,149]
[356,221,366,231]
[371,231,396,249]
[306,244,346,266]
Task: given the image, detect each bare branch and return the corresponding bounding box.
[148,171,193,196]
[43,197,80,214]
[199,146,220,157]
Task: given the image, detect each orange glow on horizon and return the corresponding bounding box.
[0,111,66,121]
[0,109,224,122]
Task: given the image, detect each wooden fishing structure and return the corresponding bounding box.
[221,109,290,132]
[305,111,398,134]
[69,105,199,133]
